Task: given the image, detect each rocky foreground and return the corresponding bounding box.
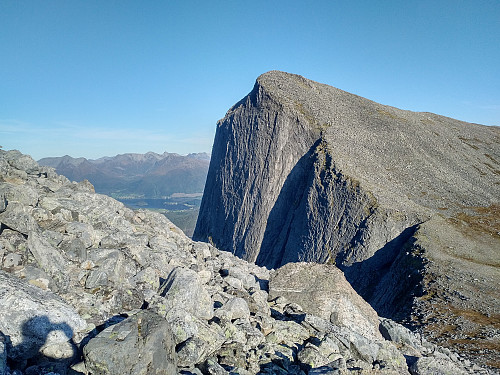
[0,148,495,374]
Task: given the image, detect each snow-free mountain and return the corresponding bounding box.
[0,147,494,375]
[194,71,500,369]
[38,151,210,237]
[38,151,210,199]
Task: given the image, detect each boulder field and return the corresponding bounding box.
[0,149,494,374]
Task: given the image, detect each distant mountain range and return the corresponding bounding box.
[38,151,210,236]
[38,151,210,198]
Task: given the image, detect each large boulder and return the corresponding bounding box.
[83,310,178,375]
[269,262,382,341]
[0,270,87,363]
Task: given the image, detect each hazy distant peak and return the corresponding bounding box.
[187,152,211,161]
[38,155,87,168]
[38,150,210,199]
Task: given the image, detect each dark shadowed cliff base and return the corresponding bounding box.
[194,71,500,369]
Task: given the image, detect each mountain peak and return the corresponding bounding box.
[195,72,500,367]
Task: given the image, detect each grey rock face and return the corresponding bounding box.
[194,71,500,368]
[269,262,382,341]
[83,310,177,375]
[195,71,499,265]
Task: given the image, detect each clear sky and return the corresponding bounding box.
[1,1,499,160]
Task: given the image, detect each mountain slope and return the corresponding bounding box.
[38,151,210,236]
[39,151,210,198]
[194,71,500,367]
[3,148,489,374]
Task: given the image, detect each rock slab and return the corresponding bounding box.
[83,310,177,375]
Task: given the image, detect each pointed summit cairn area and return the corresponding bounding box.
[194,71,500,370]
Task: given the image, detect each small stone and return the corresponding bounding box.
[297,343,330,369]
[200,357,229,375]
[85,269,108,288]
[198,269,212,284]
[223,297,250,321]
[176,337,208,368]
[224,276,243,290]
[3,252,22,268]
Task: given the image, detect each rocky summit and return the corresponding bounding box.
[194,71,500,369]
[0,150,495,374]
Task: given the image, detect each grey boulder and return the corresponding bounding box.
[158,266,213,320]
[83,310,177,375]
[269,262,383,340]
[0,270,86,363]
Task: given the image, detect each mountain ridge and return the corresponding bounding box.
[38,151,211,237]
[38,151,210,197]
[194,70,500,368]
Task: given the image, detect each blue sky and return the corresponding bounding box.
[1,1,499,160]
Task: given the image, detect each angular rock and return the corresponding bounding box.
[379,318,422,349]
[221,297,251,321]
[265,319,310,346]
[87,248,137,287]
[83,310,177,375]
[27,231,70,290]
[177,336,208,368]
[269,262,382,340]
[65,221,95,248]
[308,358,347,374]
[0,201,38,235]
[409,356,468,375]
[0,270,86,363]
[4,151,39,174]
[199,357,230,375]
[297,343,331,370]
[158,267,213,320]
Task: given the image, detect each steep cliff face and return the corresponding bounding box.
[194,71,500,366]
[194,78,319,262]
[195,70,499,268]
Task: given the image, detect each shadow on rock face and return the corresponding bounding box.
[2,315,77,373]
